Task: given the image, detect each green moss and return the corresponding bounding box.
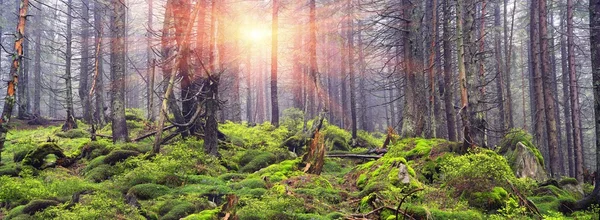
[295,187,341,204]
[325,212,344,219]
[185,175,225,185]
[56,129,88,139]
[248,159,302,182]
[239,152,277,173]
[498,128,544,167]
[559,177,578,186]
[22,199,61,215]
[13,150,29,163]
[218,173,247,181]
[160,202,196,220]
[468,187,509,211]
[21,143,66,169]
[103,150,140,165]
[230,178,267,190]
[125,108,145,122]
[181,208,219,220]
[85,164,115,182]
[236,188,267,198]
[236,195,304,220]
[6,205,26,219]
[85,155,107,171]
[294,213,328,220]
[178,184,231,196]
[128,183,171,200]
[0,164,20,176]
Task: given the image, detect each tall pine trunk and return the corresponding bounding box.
[568,0,584,182]
[110,0,130,142]
[63,0,78,131]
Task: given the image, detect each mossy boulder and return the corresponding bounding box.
[349,156,420,200]
[182,209,219,220]
[21,143,68,169]
[468,187,509,211]
[80,141,111,160]
[5,205,26,219]
[103,150,140,165]
[22,199,61,215]
[498,129,547,182]
[128,183,171,200]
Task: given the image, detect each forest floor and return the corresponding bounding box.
[0,108,597,219]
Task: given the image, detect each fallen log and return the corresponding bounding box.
[132,125,176,142]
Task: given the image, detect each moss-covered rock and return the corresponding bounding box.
[22,199,61,215]
[103,150,139,165]
[128,183,171,200]
[0,164,20,176]
[498,129,547,182]
[351,156,420,196]
[5,205,26,219]
[80,141,111,160]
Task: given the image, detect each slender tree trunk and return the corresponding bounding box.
[443,0,456,141]
[539,0,560,177]
[568,0,584,182]
[347,0,357,142]
[33,5,41,116]
[94,2,107,126]
[110,0,130,142]
[17,19,29,119]
[503,0,514,128]
[494,2,506,133]
[0,0,29,164]
[530,0,548,167]
[63,0,78,131]
[588,0,600,200]
[147,0,155,121]
[292,26,303,110]
[245,50,253,123]
[358,20,369,132]
[340,24,348,129]
[309,0,321,116]
[560,10,575,177]
[457,0,471,152]
[79,0,92,124]
[427,0,438,138]
[271,0,279,126]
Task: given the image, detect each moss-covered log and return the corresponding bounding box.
[21,143,74,169]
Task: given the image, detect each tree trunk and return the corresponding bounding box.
[245,50,253,123]
[539,0,560,177]
[79,0,92,124]
[530,0,548,168]
[494,2,506,133]
[568,0,584,182]
[110,0,130,142]
[443,0,456,142]
[503,0,514,128]
[94,1,107,126]
[457,0,471,152]
[17,18,29,120]
[270,0,279,126]
[340,23,348,129]
[63,0,78,131]
[560,9,575,177]
[0,0,29,164]
[347,0,357,142]
[147,0,155,121]
[33,5,41,116]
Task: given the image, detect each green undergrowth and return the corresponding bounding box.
[0,110,592,219]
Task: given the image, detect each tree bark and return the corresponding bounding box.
[110,0,130,142]
[347,0,357,142]
[147,0,155,121]
[457,0,471,152]
[270,0,279,126]
[63,0,78,131]
[567,0,584,183]
[530,0,548,168]
[538,0,560,177]
[33,5,41,116]
[494,2,506,133]
[94,1,107,126]
[443,0,456,142]
[0,0,29,164]
[79,0,92,124]
[560,8,575,177]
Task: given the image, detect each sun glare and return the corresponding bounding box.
[244,27,269,42]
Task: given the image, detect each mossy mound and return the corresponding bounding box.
[160,202,197,220]
[182,209,219,220]
[239,152,277,173]
[80,141,111,160]
[247,159,303,183]
[56,129,88,139]
[498,129,544,167]
[85,164,115,182]
[103,150,140,165]
[128,183,171,200]
[282,135,308,154]
[12,150,29,163]
[348,156,421,201]
[386,138,458,161]
[0,164,20,176]
[125,108,145,122]
[22,199,61,215]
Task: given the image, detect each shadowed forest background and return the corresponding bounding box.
[0,0,600,219]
